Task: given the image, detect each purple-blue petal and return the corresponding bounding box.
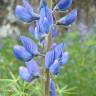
[45,50,55,69]
[49,60,60,75]
[39,1,53,26]
[43,17,50,34]
[15,5,33,23]
[52,26,59,37]
[54,0,72,11]
[50,79,56,96]
[54,43,64,59]
[13,45,32,61]
[34,27,41,41]
[20,36,38,55]
[22,0,33,14]
[28,25,35,35]
[39,0,47,10]
[19,66,33,82]
[60,52,69,66]
[25,59,40,77]
[57,9,78,26]
[15,5,40,23]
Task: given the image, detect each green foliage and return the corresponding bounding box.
[0,30,96,96]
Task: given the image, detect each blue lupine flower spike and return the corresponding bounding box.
[25,59,40,77]
[15,0,40,23]
[53,0,72,11]
[56,9,78,26]
[20,36,38,56]
[13,45,32,61]
[50,79,56,96]
[19,66,33,82]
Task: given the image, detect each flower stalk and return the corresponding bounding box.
[45,32,51,96]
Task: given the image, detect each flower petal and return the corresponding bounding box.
[49,60,60,75]
[52,26,59,37]
[53,0,72,11]
[39,0,53,25]
[19,66,33,82]
[60,52,69,66]
[54,43,64,59]
[22,0,33,13]
[13,45,32,61]
[25,59,40,77]
[15,5,40,23]
[45,50,55,69]
[56,9,78,26]
[43,17,50,34]
[50,79,56,96]
[28,25,35,35]
[15,5,33,23]
[20,36,38,56]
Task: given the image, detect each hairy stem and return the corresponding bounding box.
[45,32,51,96]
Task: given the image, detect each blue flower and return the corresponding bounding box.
[56,9,78,26]
[13,45,32,61]
[45,43,68,75]
[49,59,61,75]
[45,50,55,69]
[29,25,41,41]
[52,26,59,38]
[53,0,72,11]
[15,0,40,23]
[50,79,56,96]
[28,25,35,35]
[20,36,38,56]
[19,66,33,82]
[60,52,69,66]
[39,0,53,34]
[25,59,40,77]
[54,43,64,59]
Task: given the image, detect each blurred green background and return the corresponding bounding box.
[0,0,96,96]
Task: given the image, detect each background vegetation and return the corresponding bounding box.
[0,0,96,96]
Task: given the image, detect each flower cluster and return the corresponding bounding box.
[14,0,77,95]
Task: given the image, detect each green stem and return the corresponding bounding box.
[45,32,51,96]
[45,0,52,96]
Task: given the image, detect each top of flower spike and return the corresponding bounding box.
[39,0,47,10]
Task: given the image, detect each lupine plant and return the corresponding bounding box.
[13,0,77,96]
